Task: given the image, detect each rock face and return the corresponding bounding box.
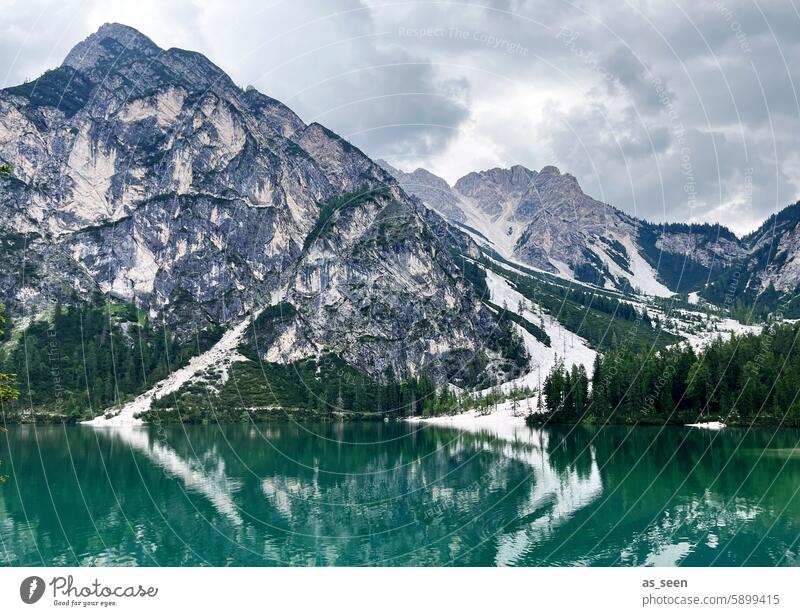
[384,163,762,297]
[734,201,800,295]
[0,23,524,385]
[456,165,643,285]
[652,230,743,270]
[387,163,662,293]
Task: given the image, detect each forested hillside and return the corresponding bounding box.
[0,298,221,421]
[145,303,526,423]
[533,321,800,426]
[481,252,681,351]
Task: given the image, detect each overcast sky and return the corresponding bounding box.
[2,0,798,234]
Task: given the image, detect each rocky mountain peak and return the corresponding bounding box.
[384,161,661,292]
[62,23,161,71]
[410,166,449,185]
[383,160,762,298]
[538,165,560,175]
[57,22,238,105]
[454,165,534,197]
[376,160,464,222]
[533,166,583,201]
[452,165,589,209]
[0,24,525,388]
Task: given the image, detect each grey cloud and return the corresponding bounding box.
[1,0,472,163]
[542,101,795,234]
[1,0,798,231]
[0,1,88,86]
[542,96,672,164]
[599,45,672,112]
[285,52,471,161]
[194,0,472,162]
[387,0,800,230]
[268,4,470,159]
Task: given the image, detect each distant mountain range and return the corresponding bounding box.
[1,23,799,412]
[378,160,800,314]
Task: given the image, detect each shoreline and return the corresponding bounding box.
[6,410,799,431]
[406,397,536,441]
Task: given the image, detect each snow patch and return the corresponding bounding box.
[83,316,257,426]
[618,235,673,297]
[484,268,596,386]
[685,421,726,430]
[406,401,532,441]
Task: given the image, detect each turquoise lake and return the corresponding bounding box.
[1,422,799,566]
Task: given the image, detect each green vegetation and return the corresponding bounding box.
[484,301,550,346]
[0,297,222,422]
[147,351,445,423]
[445,252,537,375]
[147,350,537,424]
[0,166,18,477]
[302,185,390,252]
[146,300,529,423]
[702,205,800,320]
[452,220,493,244]
[637,221,735,293]
[450,251,490,297]
[663,203,800,320]
[146,302,436,422]
[602,238,632,274]
[571,247,613,287]
[4,66,94,118]
[532,321,800,426]
[482,257,680,351]
[540,361,590,420]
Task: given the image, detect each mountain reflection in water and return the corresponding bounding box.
[1,422,798,566]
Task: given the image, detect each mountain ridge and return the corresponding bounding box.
[379,159,763,242]
[4,21,800,426]
[0,23,526,389]
[379,159,800,306]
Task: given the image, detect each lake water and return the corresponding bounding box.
[1,422,799,566]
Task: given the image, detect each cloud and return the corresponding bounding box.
[0,0,797,232]
[381,0,800,233]
[0,0,471,164]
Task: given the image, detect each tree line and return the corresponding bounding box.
[0,298,220,421]
[532,321,800,426]
[148,346,535,424]
[482,258,679,352]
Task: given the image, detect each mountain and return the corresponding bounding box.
[703,200,800,316]
[0,23,526,389]
[741,201,800,293]
[453,165,659,292]
[377,159,466,223]
[636,220,744,293]
[5,23,800,425]
[382,163,763,299]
